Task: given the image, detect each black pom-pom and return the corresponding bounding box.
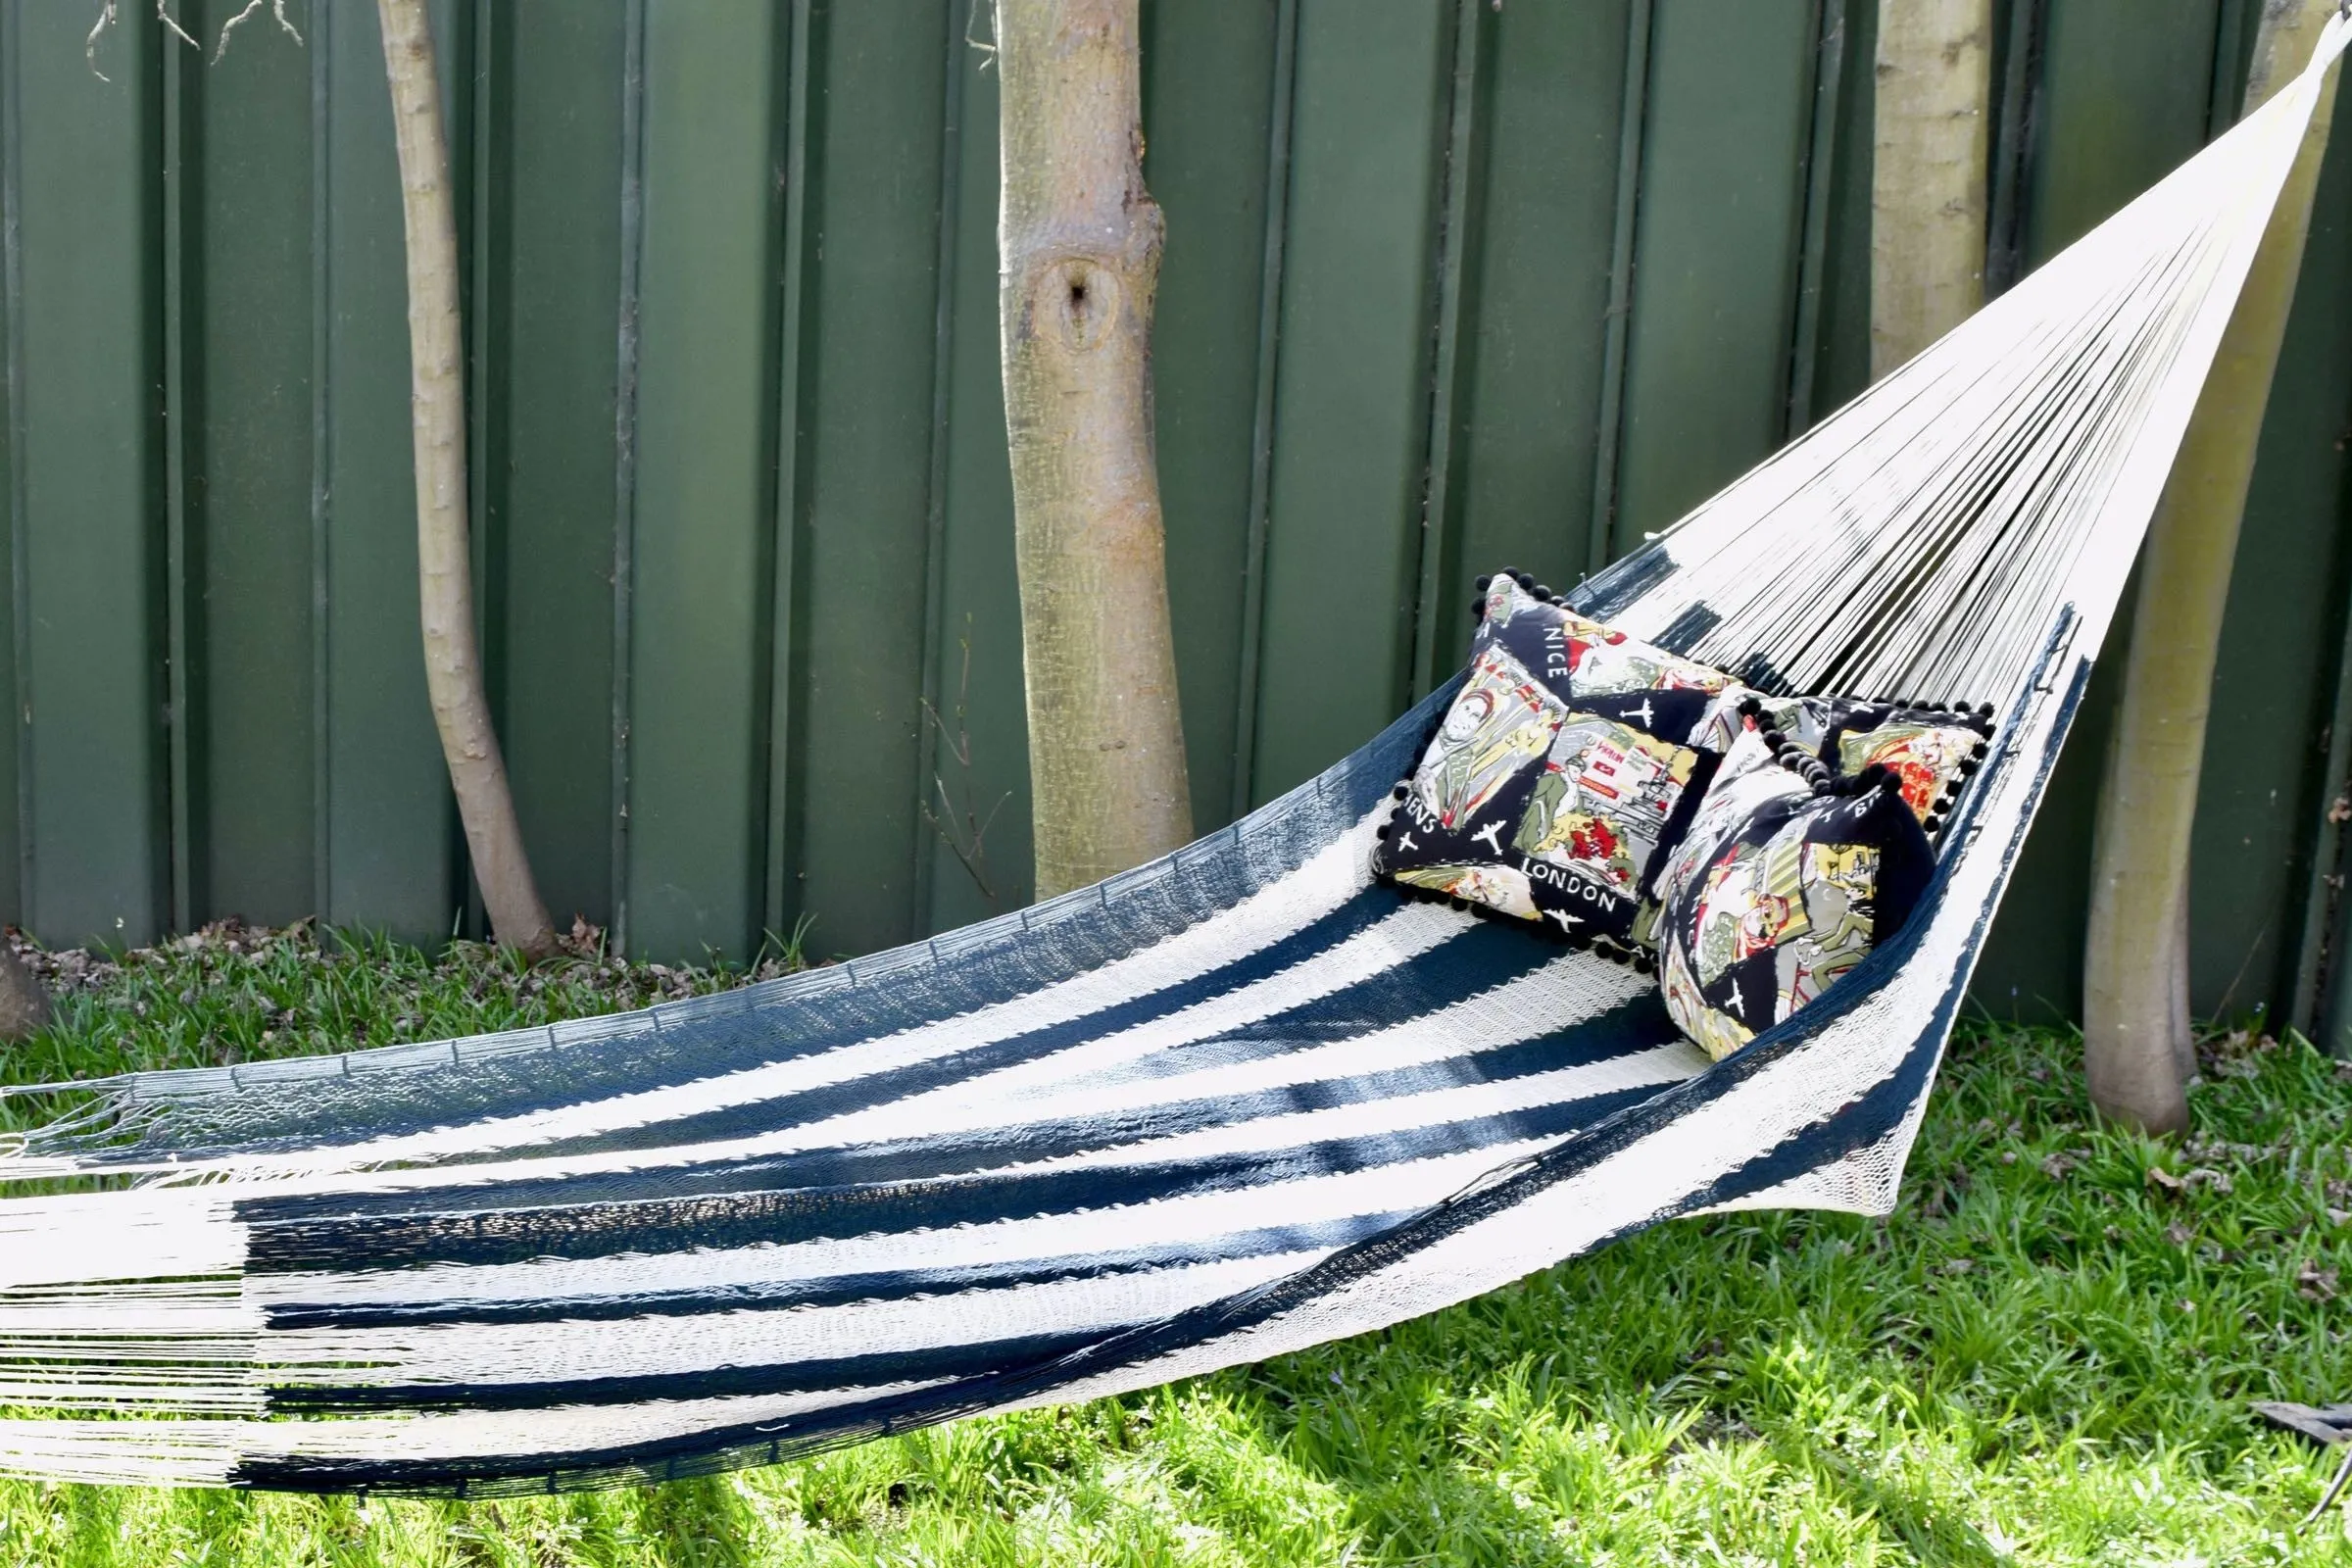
[1977,702,1994,718]
[1393,782,1410,799]
[1633,955,1655,976]
[1872,766,1902,794]
[1375,824,1391,841]
[1958,758,1980,775]
[1970,740,1989,759]
[1762,729,1788,751]
[1533,583,1553,602]
[1924,815,1944,835]
[1513,571,1536,591]
[1738,696,1762,717]
[1472,596,1488,618]
[1473,574,1493,593]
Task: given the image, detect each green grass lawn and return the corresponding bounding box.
[2,925,2350,1565]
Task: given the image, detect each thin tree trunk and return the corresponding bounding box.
[997,0,1192,900]
[1870,0,1993,377]
[2083,0,2342,1132]
[375,0,555,958]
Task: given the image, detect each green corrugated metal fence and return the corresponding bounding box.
[3,0,2350,1033]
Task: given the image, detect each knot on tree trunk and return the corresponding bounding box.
[1052,258,1117,352]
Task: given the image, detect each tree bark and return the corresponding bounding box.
[2083,0,2342,1132]
[1870,0,1993,377]
[375,0,556,958]
[0,948,49,1042]
[996,0,1193,902]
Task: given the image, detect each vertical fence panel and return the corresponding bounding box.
[1245,0,1452,808]
[1442,1,1632,612]
[494,1,627,935]
[925,35,1031,936]
[2023,0,2225,257]
[7,7,169,949]
[622,0,783,962]
[784,0,953,962]
[1141,0,1283,835]
[190,0,317,929]
[1609,0,1818,551]
[0,10,16,928]
[0,0,2347,1030]
[1798,0,1875,424]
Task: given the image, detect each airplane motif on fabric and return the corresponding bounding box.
[1723,987,1746,1018]
[1469,819,1506,855]
[1544,907,1583,932]
[1396,831,1420,854]
[1629,697,1655,731]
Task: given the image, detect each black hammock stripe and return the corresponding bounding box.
[466,900,1552,1168]
[261,1210,1421,1331]
[241,1077,1673,1275]
[232,985,1677,1230]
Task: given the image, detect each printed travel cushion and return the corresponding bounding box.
[1694,691,1993,834]
[1650,741,1936,1061]
[1690,689,1853,757]
[1468,568,1995,823]
[1822,704,1991,830]
[1473,571,1735,728]
[1372,640,1721,948]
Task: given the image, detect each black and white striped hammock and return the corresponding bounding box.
[0,20,2341,1495]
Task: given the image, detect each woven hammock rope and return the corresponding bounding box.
[0,20,2342,1494]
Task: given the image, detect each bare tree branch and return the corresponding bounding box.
[156,2,198,52]
[85,2,119,79]
[214,0,302,63]
[86,0,258,80]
